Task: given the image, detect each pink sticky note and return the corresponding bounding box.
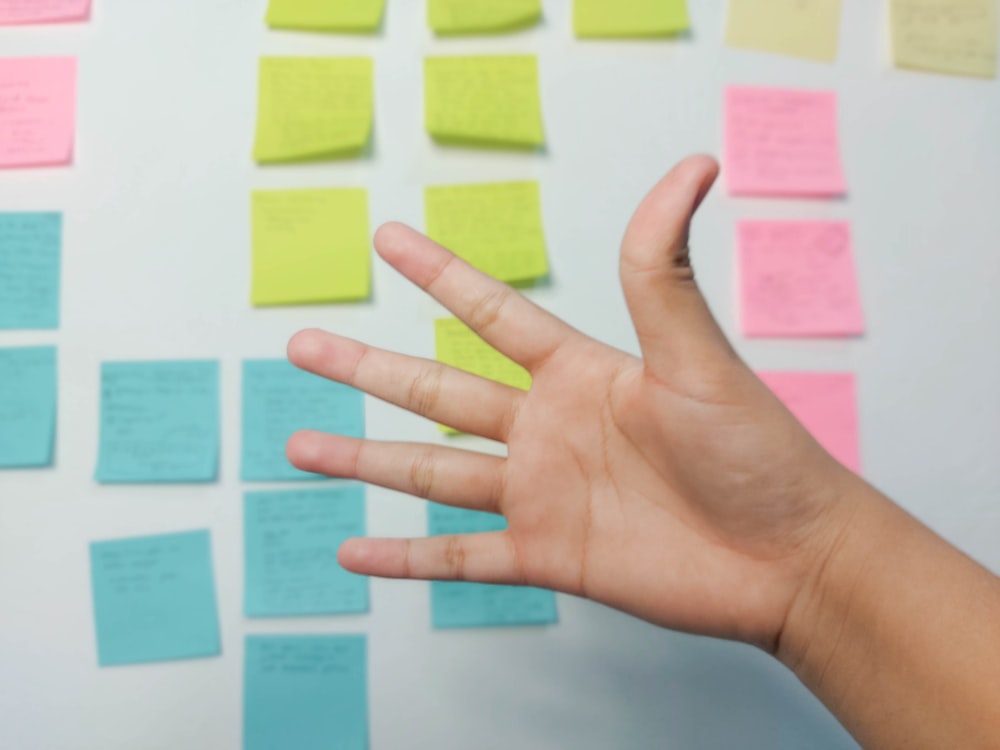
[724,86,846,197]
[0,0,90,25]
[758,371,860,473]
[0,57,76,169]
[738,220,864,338]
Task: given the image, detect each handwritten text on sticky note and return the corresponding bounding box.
[0,212,61,330]
[0,346,56,468]
[891,0,997,79]
[0,57,76,168]
[725,0,842,62]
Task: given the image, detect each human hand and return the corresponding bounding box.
[286,155,865,652]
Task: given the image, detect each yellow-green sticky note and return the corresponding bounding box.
[890,0,997,79]
[428,0,541,35]
[265,0,385,32]
[725,0,841,62]
[424,56,544,149]
[253,57,373,164]
[251,188,370,306]
[434,318,530,434]
[573,0,689,38]
[425,181,548,284]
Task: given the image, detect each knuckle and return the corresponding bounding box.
[408,447,437,500]
[443,536,467,581]
[406,364,443,416]
[465,286,509,336]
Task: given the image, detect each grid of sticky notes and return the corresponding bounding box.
[0,56,77,168]
[725,0,842,62]
[573,0,690,38]
[0,212,61,329]
[265,0,385,32]
[0,346,57,468]
[429,0,541,35]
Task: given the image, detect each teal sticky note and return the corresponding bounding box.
[241,359,365,481]
[244,487,369,617]
[0,213,61,330]
[0,346,57,468]
[95,360,220,483]
[89,530,221,667]
[244,634,368,750]
[428,505,558,628]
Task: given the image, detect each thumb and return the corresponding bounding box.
[619,154,734,379]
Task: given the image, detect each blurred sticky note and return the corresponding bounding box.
[95,361,220,483]
[429,505,557,628]
[245,635,368,750]
[428,0,541,35]
[265,0,384,32]
[0,57,76,168]
[241,359,365,481]
[573,0,689,37]
[0,346,56,468]
[0,212,61,330]
[244,487,368,617]
[890,0,997,79]
[425,55,544,149]
[758,372,860,473]
[425,181,548,283]
[0,0,91,25]
[253,57,373,164]
[724,86,846,197]
[725,0,841,62]
[435,318,530,390]
[738,220,863,338]
[251,188,371,305]
[89,530,221,666]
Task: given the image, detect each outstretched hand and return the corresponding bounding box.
[286,155,862,652]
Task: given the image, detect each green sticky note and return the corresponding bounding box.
[428,0,541,35]
[573,0,690,38]
[253,57,373,164]
[265,0,385,32]
[251,188,371,306]
[425,181,548,284]
[424,55,544,149]
[0,346,56,468]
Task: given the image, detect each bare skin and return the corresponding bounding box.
[286,156,1000,748]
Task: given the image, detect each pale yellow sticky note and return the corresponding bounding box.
[424,56,544,149]
[425,181,548,284]
[725,0,841,62]
[573,0,689,38]
[265,0,385,32]
[428,0,541,35]
[251,188,370,306]
[253,57,373,164]
[891,0,997,79]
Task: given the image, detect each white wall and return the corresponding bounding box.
[1,1,998,748]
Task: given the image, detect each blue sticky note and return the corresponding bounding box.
[0,346,57,468]
[244,634,368,750]
[244,487,369,617]
[0,213,61,330]
[429,505,558,629]
[241,359,365,481]
[95,360,220,483]
[89,530,221,667]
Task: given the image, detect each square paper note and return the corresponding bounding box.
[0,346,56,468]
[738,220,863,337]
[725,0,842,62]
[0,0,91,25]
[89,530,221,667]
[890,0,997,79]
[428,0,541,35]
[573,0,689,37]
[265,0,385,32]
[724,86,846,198]
[0,212,61,330]
[0,57,76,168]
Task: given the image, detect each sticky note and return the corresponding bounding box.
[95,361,220,484]
[425,181,548,284]
[244,487,368,617]
[0,57,76,169]
[251,188,371,306]
[0,212,61,330]
[428,0,541,35]
[435,318,530,389]
[265,0,385,32]
[758,372,860,473]
[573,0,690,38]
[89,530,221,667]
[253,57,373,164]
[725,0,841,62]
[429,505,557,628]
[424,55,544,149]
[724,86,846,198]
[245,635,368,750]
[0,0,90,25]
[0,346,56,468]
[738,220,863,338]
[242,359,365,481]
[890,0,997,79]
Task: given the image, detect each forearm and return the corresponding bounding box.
[779,479,1000,749]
